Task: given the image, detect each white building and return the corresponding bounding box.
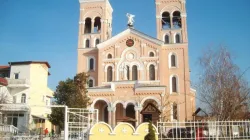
[0,61,53,133]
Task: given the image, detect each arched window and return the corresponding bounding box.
[21,94,26,103]
[95,39,100,46]
[89,79,93,87]
[149,52,154,57]
[171,54,176,67]
[107,66,113,82]
[94,17,101,33]
[85,39,90,48]
[162,12,171,29]
[164,34,170,44]
[173,103,178,120]
[132,65,138,80]
[172,11,182,28]
[107,54,112,59]
[172,76,177,92]
[149,65,155,81]
[84,18,92,33]
[175,34,181,43]
[89,58,94,70]
[126,66,130,80]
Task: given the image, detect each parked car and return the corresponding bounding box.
[167,128,188,138]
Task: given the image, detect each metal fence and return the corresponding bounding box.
[157,120,250,140]
[67,108,98,140]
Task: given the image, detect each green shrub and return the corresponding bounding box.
[144,121,156,140]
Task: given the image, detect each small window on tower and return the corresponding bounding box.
[175,34,181,43]
[89,79,94,87]
[89,58,94,70]
[172,76,177,93]
[85,39,90,48]
[164,34,170,44]
[95,39,100,46]
[171,54,176,67]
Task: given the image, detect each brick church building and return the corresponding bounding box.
[77,0,196,127]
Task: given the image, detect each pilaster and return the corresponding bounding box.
[134,107,143,126]
[108,106,116,127]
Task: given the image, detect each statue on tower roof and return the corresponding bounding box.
[126,13,135,28]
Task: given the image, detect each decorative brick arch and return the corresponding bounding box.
[160,5,181,15]
[91,97,111,108]
[116,47,145,80]
[83,11,102,19]
[140,96,161,107]
[104,64,115,72]
[112,100,125,108]
[124,100,137,108]
[147,62,158,70]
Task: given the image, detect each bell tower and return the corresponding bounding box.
[155,0,188,44]
[78,0,113,49]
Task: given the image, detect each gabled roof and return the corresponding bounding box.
[141,103,161,114]
[97,28,164,49]
[8,61,51,68]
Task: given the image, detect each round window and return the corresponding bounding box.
[126,39,134,47]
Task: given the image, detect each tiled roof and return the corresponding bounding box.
[0,66,10,69]
[0,78,8,86]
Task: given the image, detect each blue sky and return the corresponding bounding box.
[0,0,250,90]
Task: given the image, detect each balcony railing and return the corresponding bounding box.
[6,79,30,88]
[0,124,18,134]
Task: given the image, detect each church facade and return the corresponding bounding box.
[77,0,195,127]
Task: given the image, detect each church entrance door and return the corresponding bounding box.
[143,114,152,122]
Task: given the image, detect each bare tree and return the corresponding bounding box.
[160,94,184,122]
[197,46,250,120]
[161,94,172,122]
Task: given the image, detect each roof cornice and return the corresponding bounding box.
[8,61,51,68]
[97,28,164,49]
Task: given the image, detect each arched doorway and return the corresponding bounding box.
[141,99,160,125]
[125,104,136,127]
[115,103,124,125]
[94,100,109,123]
